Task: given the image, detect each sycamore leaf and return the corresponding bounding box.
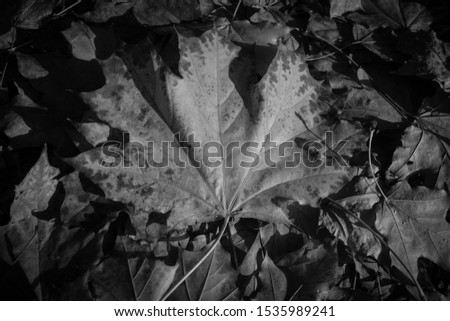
[70,121,110,148]
[68,29,366,242]
[374,182,450,279]
[278,239,340,300]
[133,0,203,26]
[239,232,260,297]
[80,0,202,25]
[78,0,132,23]
[352,24,404,62]
[342,88,404,126]
[169,243,240,300]
[0,146,58,299]
[15,0,58,29]
[88,236,178,300]
[418,89,450,154]
[361,0,432,31]
[59,172,99,224]
[226,20,293,46]
[0,147,106,300]
[320,176,381,259]
[395,30,450,93]
[387,125,448,187]
[255,252,287,300]
[330,0,362,17]
[307,13,342,44]
[238,229,289,300]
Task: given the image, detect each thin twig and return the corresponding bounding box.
[160,216,231,301]
[231,0,242,24]
[54,0,82,17]
[312,34,361,68]
[305,41,363,62]
[288,284,303,301]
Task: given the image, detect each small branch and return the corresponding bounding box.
[305,41,362,62]
[288,284,303,301]
[231,0,242,24]
[312,34,361,68]
[160,216,231,301]
[54,0,82,17]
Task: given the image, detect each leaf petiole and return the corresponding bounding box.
[160,215,231,301]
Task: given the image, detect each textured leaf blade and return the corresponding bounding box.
[169,243,240,300]
[0,146,58,299]
[375,182,450,278]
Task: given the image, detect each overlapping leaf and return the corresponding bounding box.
[374,182,450,279]
[169,243,240,300]
[68,29,367,241]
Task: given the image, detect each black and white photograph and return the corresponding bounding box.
[0,0,449,316]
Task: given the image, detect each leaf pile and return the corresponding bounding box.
[1,0,450,301]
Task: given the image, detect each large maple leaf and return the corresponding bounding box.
[68,29,366,241]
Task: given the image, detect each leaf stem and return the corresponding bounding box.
[160,215,231,301]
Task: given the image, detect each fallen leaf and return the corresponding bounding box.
[395,30,450,93]
[68,29,366,240]
[387,125,448,187]
[330,0,362,17]
[88,236,178,300]
[169,243,240,300]
[361,0,432,31]
[307,13,342,44]
[62,21,97,61]
[278,239,340,300]
[15,0,58,29]
[70,121,110,147]
[341,87,405,128]
[255,252,287,300]
[133,0,202,26]
[0,111,32,138]
[16,53,49,80]
[79,0,203,25]
[0,146,58,299]
[352,24,403,61]
[77,0,134,23]
[226,20,293,46]
[0,28,14,49]
[374,182,450,279]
